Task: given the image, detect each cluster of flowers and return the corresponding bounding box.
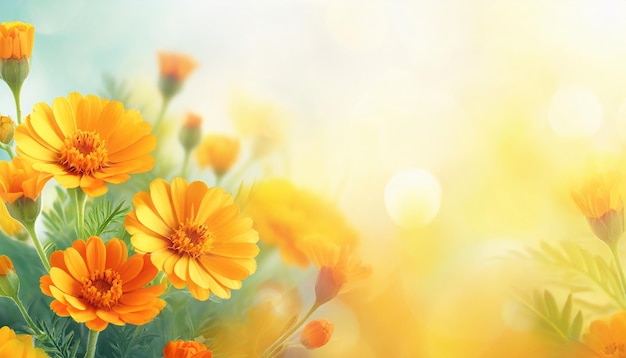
[0,21,370,358]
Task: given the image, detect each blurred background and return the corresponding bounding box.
[4,0,626,356]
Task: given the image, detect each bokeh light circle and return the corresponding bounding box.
[548,84,603,138]
[384,168,442,228]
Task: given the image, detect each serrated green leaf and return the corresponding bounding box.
[571,310,584,339]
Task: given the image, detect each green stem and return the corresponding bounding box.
[155,97,170,129]
[24,222,50,271]
[10,84,22,125]
[222,155,255,190]
[12,296,40,334]
[180,149,191,178]
[84,329,99,358]
[70,188,87,239]
[260,303,320,358]
[610,242,626,298]
[0,143,13,159]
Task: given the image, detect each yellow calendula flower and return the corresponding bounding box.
[0,114,15,144]
[0,22,34,60]
[125,178,259,301]
[582,311,626,358]
[0,326,48,357]
[195,134,240,177]
[14,93,156,197]
[572,171,625,245]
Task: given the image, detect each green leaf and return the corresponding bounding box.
[517,289,585,341]
[84,195,129,238]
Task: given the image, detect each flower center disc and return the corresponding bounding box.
[81,269,123,310]
[59,129,109,175]
[170,219,214,258]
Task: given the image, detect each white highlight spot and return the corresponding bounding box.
[384,168,441,228]
[549,84,603,138]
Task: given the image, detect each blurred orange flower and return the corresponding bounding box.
[582,311,626,358]
[125,177,259,301]
[246,179,359,267]
[0,255,13,275]
[14,93,156,197]
[163,340,212,358]
[0,156,50,204]
[40,236,165,331]
[195,134,240,177]
[0,326,48,357]
[301,319,334,350]
[572,171,625,245]
[0,21,34,60]
[158,52,197,82]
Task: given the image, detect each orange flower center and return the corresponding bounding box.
[81,269,123,310]
[170,219,214,258]
[59,130,109,175]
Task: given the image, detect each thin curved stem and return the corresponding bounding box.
[24,222,50,271]
[610,242,626,298]
[84,329,99,358]
[13,296,40,334]
[180,149,191,178]
[10,85,22,125]
[155,97,170,129]
[0,143,14,159]
[260,303,320,358]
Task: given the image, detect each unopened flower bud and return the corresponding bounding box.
[6,196,41,225]
[179,113,202,151]
[0,255,19,298]
[0,115,15,144]
[300,319,334,350]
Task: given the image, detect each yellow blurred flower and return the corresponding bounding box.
[0,204,22,236]
[195,134,240,177]
[0,156,51,204]
[0,326,48,357]
[229,91,288,157]
[40,236,165,331]
[163,340,212,358]
[125,178,259,301]
[582,311,626,358]
[0,114,15,144]
[0,22,34,60]
[300,319,334,350]
[14,93,156,197]
[572,171,625,245]
[246,179,359,267]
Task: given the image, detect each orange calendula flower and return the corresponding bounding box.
[0,255,13,275]
[0,22,34,60]
[582,311,626,358]
[301,319,334,350]
[195,134,240,177]
[158,52,197,100]
[572,171,625,245]
[0,326,48,358]
[14,93,156,197]
[125,177,259,301]
[0,156,51,204]
[246,179,359,268]
[40,236,165,331]
[163,340,213,358]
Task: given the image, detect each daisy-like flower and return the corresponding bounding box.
[40,236,165,331]
[163,340,213,358]
[125,177,259,301]
[572,171,625,245]
[582,311,626,358]
[14,93,156,197]
[0,326,48,358]
[195,134,240,177]
[0,21,34,60]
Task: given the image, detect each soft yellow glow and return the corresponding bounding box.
[549,84,603,138]
[384,168,441,228]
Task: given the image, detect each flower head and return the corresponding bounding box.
[246,179,359,267]
[0,156,50,204]
[572,171,625,245]
[0,22,34,60]
[0,114,15,144]
[582,311,626,358]
[163,340,213,358]
[301,319,334,350]
[15,93,156,197]
[125,178,259,301]
[0,326,48,358]
[40,236,165,331]
[179,113,202,152]
[158,52,197,99]
[195,134,240,177]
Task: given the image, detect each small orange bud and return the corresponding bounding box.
[0,255,14,275]
[0,255,19,298]
[179,113,203,151]
[158,52,197,100]
[300,319,334,350]
[184,113,202,129]
[163,340,212,358]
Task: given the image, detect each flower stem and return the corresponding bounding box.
[155,97,170,129]
[260,303,320,358]
[84,329,99,358]
[12,296,40,334]
[180,149,191,178]
[10,84,22,125]
[23,222,50,271]
[0,143,13,159]
[70,188,87,239]
[610,242,626,298]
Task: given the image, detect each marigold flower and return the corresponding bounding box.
[125,177,259,301]
[195,134,240,177]
[0,156,51,204]
[163,340,213,358]
[0,114,15,144]
[246,179,359,267]
[572,171,625,245]
[158,52,197,99]
[0,22,34,60]
[300,319,334,350]
[40,236,165,331]
[14,93,156,197]
[0,326,48,358]
[582,311,626,358]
